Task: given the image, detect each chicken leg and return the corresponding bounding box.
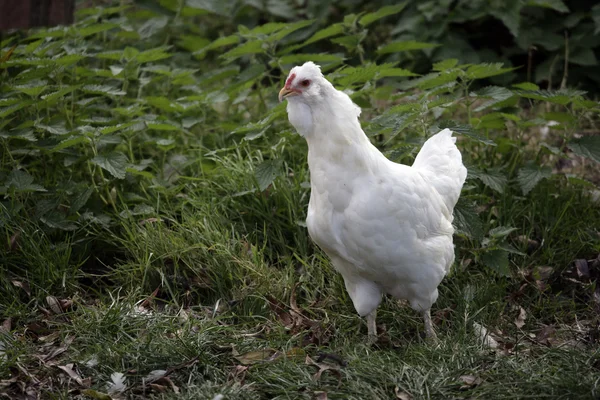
[423,310,437,340]
[366,309,377,343]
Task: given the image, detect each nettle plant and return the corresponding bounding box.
[0,3,598,278]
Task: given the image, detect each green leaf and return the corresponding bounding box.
[331,35,363,50]
[36,121,69,135]
[221,40,265,60]
[40,211,77,231]
[359,2,408,26]
[4,170,47,192]
[52,135,90,151]
[527,0,569,13]
[82,85,126,96]
[400,70,461,90]
[472,86,514,111]
[438,121,496,146]
[481,249,510,276]
[432,59,458,71]
[186,0,232,16]
[490,0,522,37]
[488,226,518,238]
[568,136,600,163]
[77,23,120,37]
[71,187,94,212]
[41,85,79,104]
[570,48,597,66]
[302,23,344,46]
[377,41,439,55]
[593,4,600,35]
[194,35,240,57]
[255,159,282,191]
[454,198,484,240]
[0,100,33,118]
[512,82,539,90]
[468,167,507,193]
[146,122,181,131]
[13,80,48,97]
[517,162,552,195]
[378,68,418,78]
[466,63,516,80]
[91,152,129,179]
[277,53,344,67]
[136,47,172,63]
[513,89,574,105]
[138,16,169,39]
[269,20,315,42]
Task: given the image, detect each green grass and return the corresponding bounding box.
[1,2,600,399]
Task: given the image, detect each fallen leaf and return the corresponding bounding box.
[228,365,249,383]
[395,386,413,400]
[267,295,294,328]
[149,383,167,392]
[234,348,280,365]
[46,296,63,314]
[314,391,328,400]
[515,306,527,329]
[316,352,347,367]
[82,389,113,400]
[11,280,31,296]
[305,355,342,386]
[57,364,89,387]
[1,318,11,333]
[158,376,179,394]
[575,259,590,279]
[459,374,482,389]
[534,266,553,281]
[139,287,160,309]
[535,325,556,346]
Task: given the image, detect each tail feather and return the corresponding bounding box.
[412,129,467,213]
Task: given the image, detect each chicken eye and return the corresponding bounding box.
[300,79,310,87]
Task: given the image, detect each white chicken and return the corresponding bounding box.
[278,62,467,340]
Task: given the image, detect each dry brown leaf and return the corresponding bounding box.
[459,374,482,389]
[515,306,527,329]
[536,325,556,346]
[150,383,167,393]
[314,391,328,400]
[46,296,63,314]
[394,386,413,400]
[8,231,21,251]
[139,287,161,309]
[534,266,553,281]
[11,280,31,296]
[57,364,89,387]
[575,259,590,279]
[305,355,342,386]
[266,296,294,328]
[228,365,249,383]
[1,318,11,333]
[160,376,180,394]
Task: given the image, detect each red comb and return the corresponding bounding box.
[285,73,296,88]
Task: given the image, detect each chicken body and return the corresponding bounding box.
[279,62,467,339]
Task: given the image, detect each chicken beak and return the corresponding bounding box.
[278,87,297,102]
